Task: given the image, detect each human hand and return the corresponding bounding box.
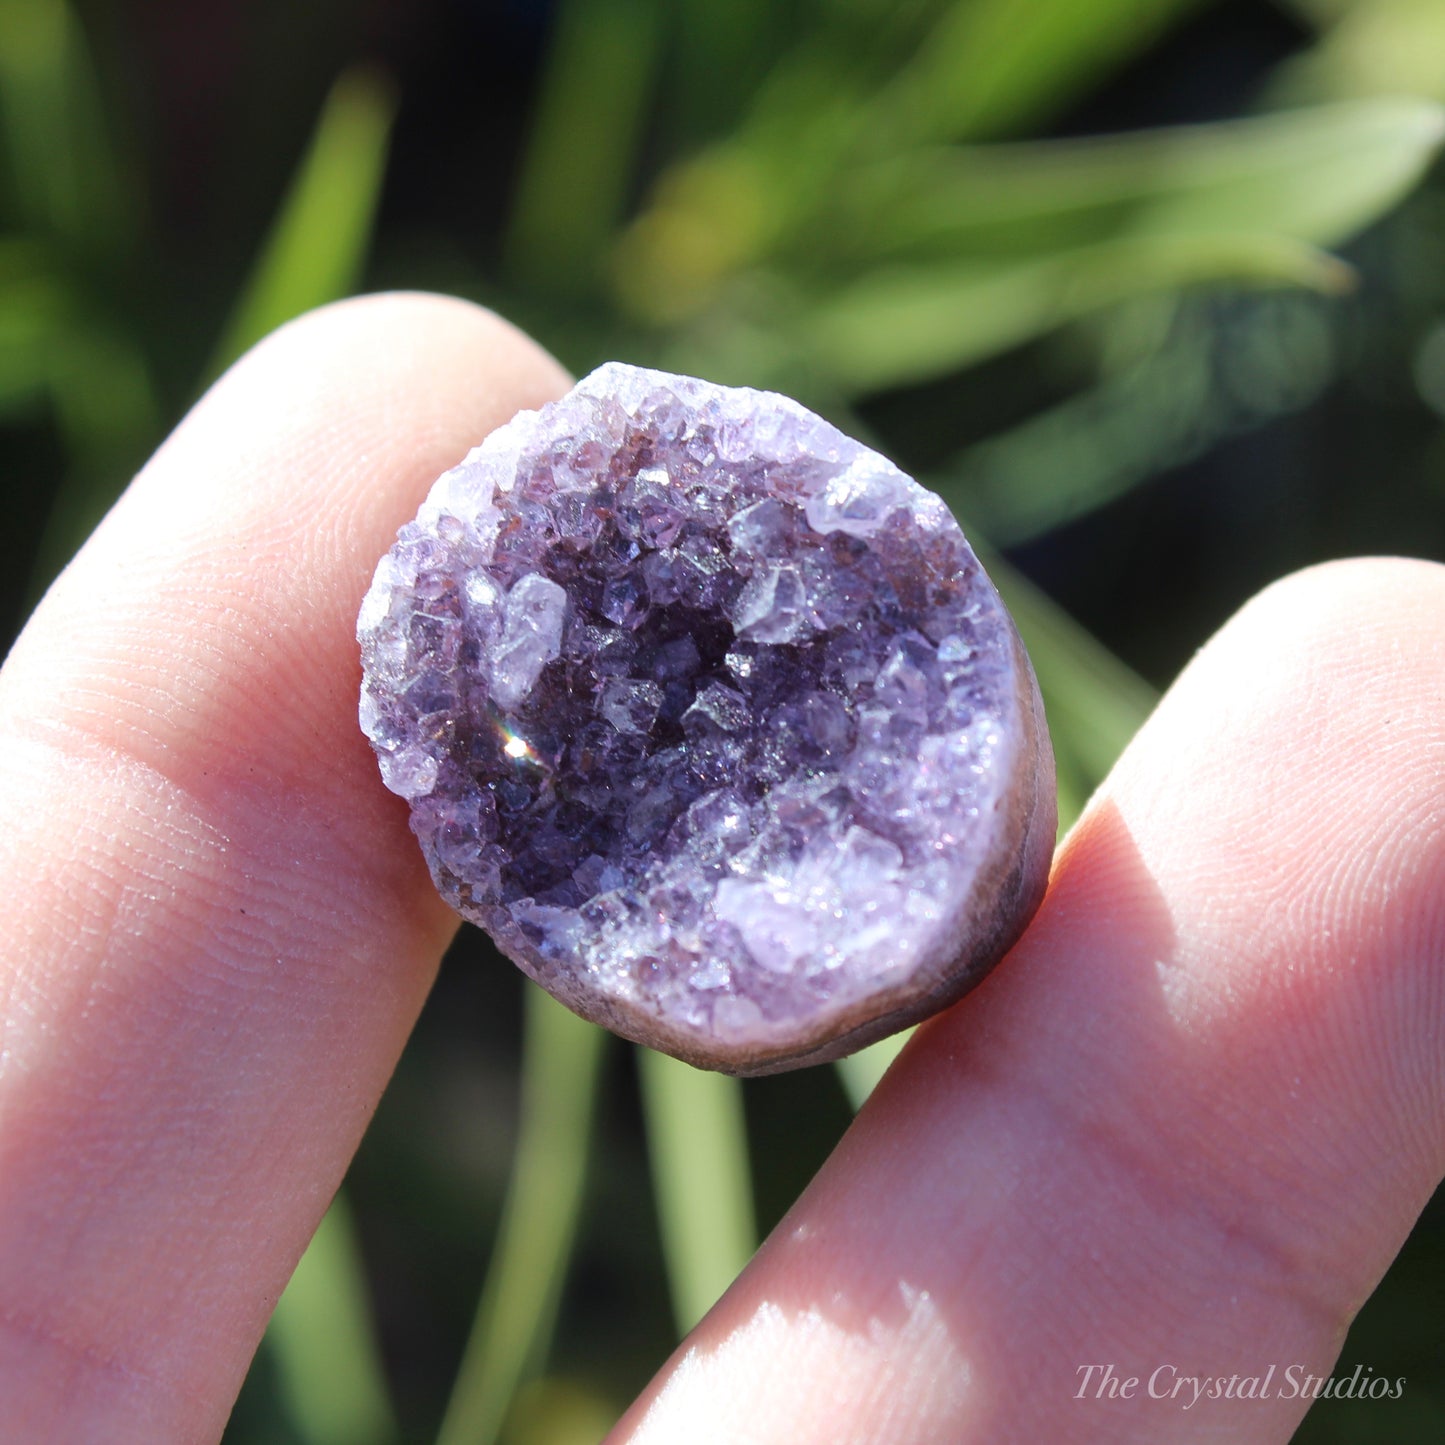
[1,294,1440,1443]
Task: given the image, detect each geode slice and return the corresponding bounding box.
[358,364,1055,1074]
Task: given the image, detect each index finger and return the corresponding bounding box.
[0,293,568,1441]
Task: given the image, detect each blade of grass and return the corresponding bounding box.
[871,0,1205,145]
[0,0,131,247]
[610,41,900,322]
[1052,747,1093,837]
[505,0,663,292]
[44,317,158,470]
[502,1376,625,1445]
[638,1048,756,1335]
[26,320,159,601]
[435,989,606,1445]
[265,1189,398,1445]
[208,65,395,377]
[1136,96,1445,248]
[800,231,1347,394]
[826,98,1445,266]
[610,0,1197,316]
[1269,0,1445,106]
[980,544,1158,784]
[939,290,1335,545]
[670,0,777,141]
[626,92,1441,358]
[834,1028,914,1110]
[935,322,1215,546]
[0,237,68,413]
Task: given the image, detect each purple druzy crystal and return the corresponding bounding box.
[359,364,1054,1073]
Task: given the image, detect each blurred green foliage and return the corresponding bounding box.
[210,66,397,377]
[268,1192,399,1445]
[638,1049,756,1336]
[437,991,606,1445]
[3,0,1445,1441]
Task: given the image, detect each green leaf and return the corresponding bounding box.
[939,291,1336,546]
[435,990,606,1445]
[800,231,1346,393]
[0,236,67,411]
[638,1048,756,1335]
[950,323,1214,544]
[1130,96,1445,248]
[209,66,395,376]
[265,1191,397,1445]
[0,0,132,247]
[870,0,1207,144]
[506,0,663,292]
[44,317,158,467]
[825,98,1445,266]
[980,545,1158,785]
[609,0,1210,316]
[834,1028,913,1109]
[1270,0,1445,107]
[794,98,1445,391]
[26,320,160,599]
[610,51,872,324]
[668,0,779,141]
[502,1376,625,1445]
[1052,748,1093,837]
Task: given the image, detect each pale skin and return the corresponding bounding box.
[0,294,1442,1443]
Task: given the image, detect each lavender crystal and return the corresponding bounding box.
[359,364,1054,1073]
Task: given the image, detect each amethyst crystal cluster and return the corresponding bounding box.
[359,365,1054,1073]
